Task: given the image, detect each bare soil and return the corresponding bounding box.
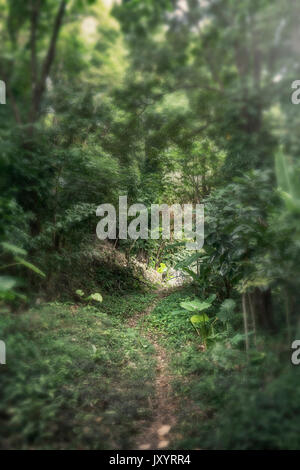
[127,289,180,450]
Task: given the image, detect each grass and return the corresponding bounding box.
[142,288,200,347]
[101,291,157,319]
[0,296,156,450]
[1,287,299,450]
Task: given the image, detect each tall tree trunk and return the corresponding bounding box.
[242,293,249,355]
[248,292,257,347]
[252,288,275,332]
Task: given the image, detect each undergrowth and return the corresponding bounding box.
[144,289,300,450]
[0,297,156,450]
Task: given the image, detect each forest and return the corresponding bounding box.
[0,0,300,451]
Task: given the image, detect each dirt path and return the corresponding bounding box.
[127,289,179,450]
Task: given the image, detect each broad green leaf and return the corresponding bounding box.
[87,293,103,303]
[180,299,212,312]
[76,289,85,297]
[190,314,209,325]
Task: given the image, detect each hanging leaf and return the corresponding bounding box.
[15,257,46,278]
[1,242,27,256]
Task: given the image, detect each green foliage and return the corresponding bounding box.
[179,296,217,347]
[0,243,45,305]
[13,257,45,278]
[102,291,156,319]
[0,300,155,449]
[143,289,200,346]
[176,170,276,303]
[146,290,299,450]
[0,0,300,452]
[180,299,212,313]
[174,344,300,450]
[190,313,210,345]
[86,293,103,302]
[190,314,209,324]
[157,262,167,274]
[1,243,27,257]
[0,275,17,302]
[275,150,300,214]
[75,289,103,304]
[217,299,236,324]
[75,289,84,297]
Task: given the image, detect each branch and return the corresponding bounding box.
[30,0,66,122]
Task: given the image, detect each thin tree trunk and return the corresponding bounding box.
[285,290,291,344]
[242,293,249,356]
[248,292,257,347]
[196,256,200,276]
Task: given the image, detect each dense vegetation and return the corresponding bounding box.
[1,0,300,450]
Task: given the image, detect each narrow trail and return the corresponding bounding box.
[127,289,180,450]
